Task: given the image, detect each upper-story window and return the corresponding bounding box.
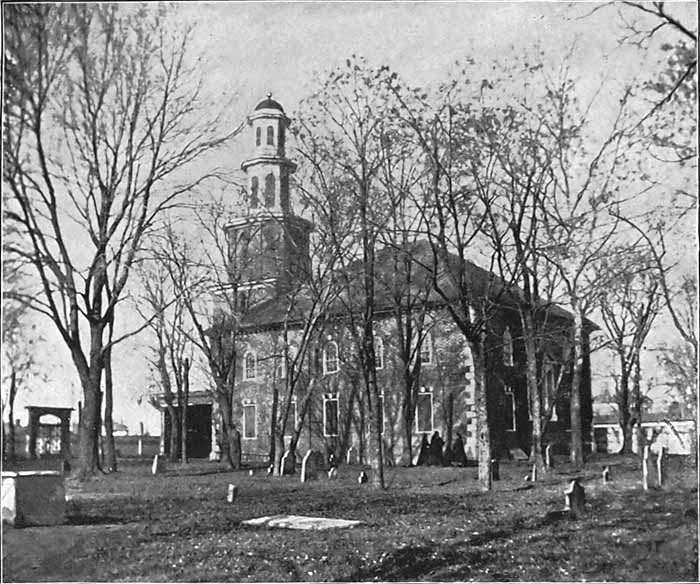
[256,126,261,146]
[264,173,275,207]
[419,333,433,365]
[243,350,257,380]
[266,125,274,146]
[323,341,339,375]
[250,176,259,208]
[375,337,384,370]
[503,326,514,367]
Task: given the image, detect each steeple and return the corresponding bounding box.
[225,96,313,301]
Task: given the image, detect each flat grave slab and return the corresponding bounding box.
[242,514,362,530]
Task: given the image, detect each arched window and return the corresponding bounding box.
[503,326,514,367]
[264,173,275,207]
[243,351,257,380]
[375,337,384,370]
[266,125,274,146]
[323,341,339,375]
[250,176,259,208]
[256,126,261,146]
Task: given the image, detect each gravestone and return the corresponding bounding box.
[2,471,66,527]
[345,446,354,465]
[227,484,239,503]
[545,444,553,468]
[248,469,254,477]
[328,467,338,480]
[531,463,538,482]
[267,464,274,475]
[328,452,338,469]
[358,470,368,484]
[151,454,162,475]
[490,458,500,481]
[602,466,611,484]
[564,479,585,519]
[280,450,295,475]
[301,450,324,483]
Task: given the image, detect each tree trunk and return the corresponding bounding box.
[631,352,643,455]
[181,358,190,464]
[103,343,118,472]
[617,368,633,454]
[218,394,241,469]
[7,370,17,464]
[475,320,492,491]
[76,324,104,480]
[569,308,584,467]
[167,405,179,462]
[522,311,545,476]
[269,377,281,468]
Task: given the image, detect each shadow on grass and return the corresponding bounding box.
[345,529,512,581]
[66,513,131,526]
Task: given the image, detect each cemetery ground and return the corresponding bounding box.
[2,453,697,582]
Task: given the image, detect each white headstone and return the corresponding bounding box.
[280,451,295,475]
[545,444,552,468]
[138,438,143,457]
[346,446,355,465]
[564,479,585,518]
[642,445,650,491]
[151,454,161,475]
[602,466,611,484]
[358,470,368,484]
[301,450,319,483]
[227,484,239,503]
[328,467,338,480]
[248,469,254,476]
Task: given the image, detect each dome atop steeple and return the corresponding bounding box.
[255,93,284,112]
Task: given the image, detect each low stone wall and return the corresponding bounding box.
[1,471,66,527]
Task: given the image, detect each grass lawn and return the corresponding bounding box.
[2,453,697,582]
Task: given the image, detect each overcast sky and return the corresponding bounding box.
[7,1,697,433]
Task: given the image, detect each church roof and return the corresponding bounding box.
[237,239,589,333]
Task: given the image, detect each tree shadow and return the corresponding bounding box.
[66,513,131,526]
[344,529,512,581]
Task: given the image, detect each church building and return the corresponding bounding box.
[155,96,594,466]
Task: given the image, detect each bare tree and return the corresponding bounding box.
[3,5,234,477]
[294,56,399,488]
[135,260,192,462]
[388,72,500,490]
[598,246,663,453]
[532,69,633,467]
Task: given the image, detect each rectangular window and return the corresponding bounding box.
[415,388,433,433]
[243,403,256,439]
[504,390,515,431]
[323,394,339,437]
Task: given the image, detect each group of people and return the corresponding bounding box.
[416,431,469,467]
